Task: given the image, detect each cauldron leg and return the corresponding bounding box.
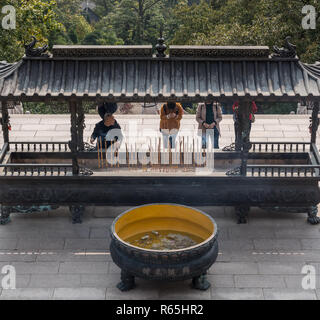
[117,270,136,291]
[235,205,249,224]
[0,206,11,225]
[69,205,84,224]
[191,273,211,291]
[307,206,320,225]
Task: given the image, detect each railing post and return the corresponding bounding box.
[69,101,79,175]
[1,101,10,150]
[311,101,319,144]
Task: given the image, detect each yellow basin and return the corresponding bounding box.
[113,204,217,251]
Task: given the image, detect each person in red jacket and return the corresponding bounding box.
[232,101,258,151]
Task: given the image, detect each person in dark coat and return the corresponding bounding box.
[90,103,123,150]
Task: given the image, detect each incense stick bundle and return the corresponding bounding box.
[169,137,171,166]
[97,138,101,168]
[105,140,107,168]
[99,137,103,168]
[158,137,161,166]
[193,138,195,167]
[111,141,113,168]
[125,143,128,167]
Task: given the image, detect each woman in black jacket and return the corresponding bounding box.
[90,103,123,150]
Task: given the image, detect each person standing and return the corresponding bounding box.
[160,102,184,149]
[196,101,223,149]
[90,102,123,150]
[232,101,257,151]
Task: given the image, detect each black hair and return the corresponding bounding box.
[98,102,118,119]
[167,102,176,110]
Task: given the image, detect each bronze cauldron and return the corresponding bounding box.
[110,204,219,291]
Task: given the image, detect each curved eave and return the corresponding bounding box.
[1,57,320,103]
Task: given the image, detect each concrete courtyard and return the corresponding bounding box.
[0,114,319,300]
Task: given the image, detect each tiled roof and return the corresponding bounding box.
[1,46,320,102]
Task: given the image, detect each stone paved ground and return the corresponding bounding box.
[0,114,315,148]
[0,114,319,300]
[0,207,318,300]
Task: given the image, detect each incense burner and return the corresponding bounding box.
[110,204,219,291]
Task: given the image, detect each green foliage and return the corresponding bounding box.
[0,0,62,62]
[82,16,123,45]
[172,0,320,63]
[106,0,165,45]
[23,101,96,114]
[258,103,297,115]
[1,0,319,116]
[93,0,116,17]
[185,102,297,115]
[48,0,93,46]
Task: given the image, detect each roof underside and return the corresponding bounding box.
[1,56,320,103]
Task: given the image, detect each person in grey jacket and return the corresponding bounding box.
[196,101,223,149]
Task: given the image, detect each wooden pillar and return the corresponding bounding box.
[311,101,319,144]
[69,101,79,175]
[77,102,85,151]
[1,101,10,145]
[239,100,252,176]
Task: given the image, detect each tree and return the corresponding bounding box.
[0,0,62,62]
[108,0,165,45]
[82,16,123,45]
[48,0,93,46]
[172,0,320,63]
[91,0,116,17]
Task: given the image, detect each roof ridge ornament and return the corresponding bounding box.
[272,36,297,58]
[24,36,49,58]
[155,29,167,58]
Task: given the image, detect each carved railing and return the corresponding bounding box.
[251,142,310,153]
[247,165,320,178]
[0,164,73,176]
[223,142,311,153]
[9,142,70,152]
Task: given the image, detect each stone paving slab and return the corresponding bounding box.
[234,275,286,288]
[0,288,53,300]
[0,113,319,300]
[263,289,317,300]
[29,274,81,288]
[53,287,106,300]
[0,209,317,300]
[0,114,316,147]
[210,288,264,300]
